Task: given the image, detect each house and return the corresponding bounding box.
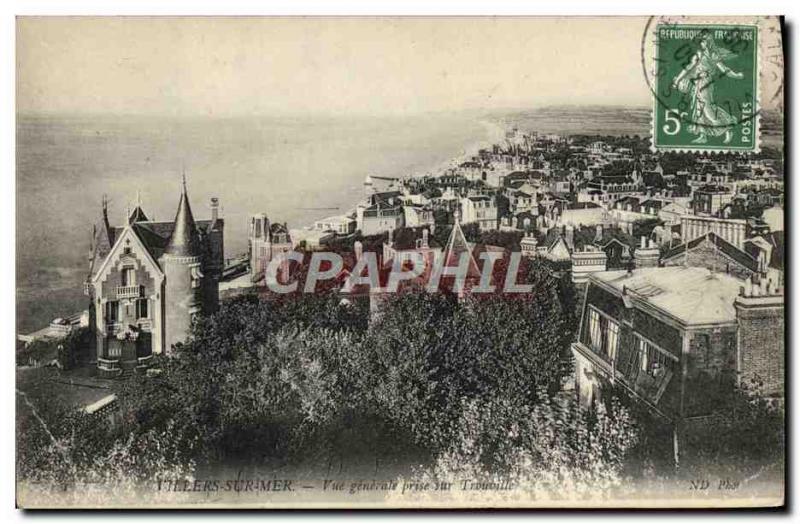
[595,237,632,270]
[557,202,612,229]
[572,266,784,462]
[681,215,747,249]
[744,231,785,286]
[250,214,294,282]
[382,227,443,275]
[359,203,405,236]
[313,214,357,236]
[460,195,498,231]
[508,189,536,214]
[692,185,734,217]
[403,204,435,228]
[85,182,224,377]
[355,191,406,235]
[658,202,689,225]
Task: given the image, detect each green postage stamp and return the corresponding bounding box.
[653,24,759,152]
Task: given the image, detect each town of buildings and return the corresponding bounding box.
[18,127,785,464]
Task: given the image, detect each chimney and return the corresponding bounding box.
[634,236,660,268]
[594,224,603,243]
[210,197,219,223]
[735,278,784,397]
[565,225,574,251]
[354,240,363,261]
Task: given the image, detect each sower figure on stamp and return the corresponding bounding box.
[671,33,744,144]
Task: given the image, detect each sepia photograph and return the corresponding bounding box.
[13,13,786,509]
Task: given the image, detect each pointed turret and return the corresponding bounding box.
[89,195,113,277]
[164,176,200,257]
[160,175,204,352]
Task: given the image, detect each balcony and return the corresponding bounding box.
[574,340,674,406]
[116,285,143,299]
[97,357,122,378]
[136,318,153,330]
[136,354,154,374]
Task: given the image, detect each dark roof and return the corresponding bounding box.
[662,232,759,273]
[270,222,290,236]
[614,196,641,208]
[131,222,170,261]
[370,191,402,206]
[163,185,200,257]
[600,175,631,185]
[567,202,601,210]
[695,184,731,193]
[128,206,149,224]
[640,200,665,211]
[390,227,442,250]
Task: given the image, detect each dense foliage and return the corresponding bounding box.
[16,262,644,497]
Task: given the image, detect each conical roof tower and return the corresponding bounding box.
[164,176,200,257]
[88,195,113,278]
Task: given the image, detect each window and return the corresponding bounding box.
[190,265,204,289]
[105,301,118,323]
[606,320,619,362]
[695,333,711,367]
[136,298,149,319]
[588,309,601,351]
[121,266,135,287]
[586,308,619,362]
[638,337,673,378]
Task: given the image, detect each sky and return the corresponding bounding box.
[17,17,659,117]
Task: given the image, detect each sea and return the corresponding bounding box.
[16,107,654,333]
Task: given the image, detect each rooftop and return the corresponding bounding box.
[591,266,743,327]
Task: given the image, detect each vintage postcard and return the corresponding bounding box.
[15,16,785,509]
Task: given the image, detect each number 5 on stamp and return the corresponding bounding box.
[652,24,759,152]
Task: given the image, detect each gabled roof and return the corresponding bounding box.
[91,225,165,286]
[640,199,665,211]
[443,220,480,277]
[130,222,176,263]
[662,232,759,273]
[128,205,149,224]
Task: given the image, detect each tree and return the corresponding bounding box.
[361,261,577,452]
[416,392,639,497]
[680,379,785,478]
